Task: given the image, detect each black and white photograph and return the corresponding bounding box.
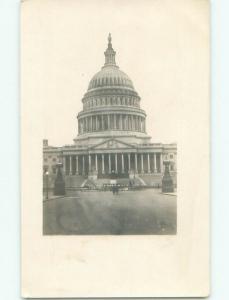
[42,33,177,235]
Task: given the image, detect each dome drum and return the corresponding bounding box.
[78,106,145,117]
[78,113,146,135]
[82,95,140,110]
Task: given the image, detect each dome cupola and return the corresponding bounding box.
[104,33,116,66]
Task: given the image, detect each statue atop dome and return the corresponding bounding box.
[108,33,112,44]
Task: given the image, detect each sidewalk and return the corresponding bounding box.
[43,195,66,202]
[162,192,177,196]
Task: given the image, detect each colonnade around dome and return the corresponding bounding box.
[78,113,146,134]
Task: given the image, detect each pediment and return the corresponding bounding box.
[90,138,135,150]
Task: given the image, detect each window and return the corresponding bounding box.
[52,158,56,162]
[170,154,173,159]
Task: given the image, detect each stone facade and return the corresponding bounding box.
[43,34,177,186]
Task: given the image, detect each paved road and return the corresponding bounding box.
[43,189,177,235]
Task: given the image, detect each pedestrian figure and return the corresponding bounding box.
[112,185,115,194]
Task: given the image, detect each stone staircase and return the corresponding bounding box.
[83,177,144,189]
[139,172,177,188]
[65,175,87,188]
[138,174,162,187]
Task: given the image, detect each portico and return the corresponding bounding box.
[63,148,163,178]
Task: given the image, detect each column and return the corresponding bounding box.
[102,115,104,130]
[83,119,85,133]
[88,117,90,131]
[154,153,157,173]
[160,153,163,173]
[147,153,150,173]
[69,155,72,175]
[78,120,81,134]
[141,154,144,173]
[82,155,85,175]
[131,115,134,131]
[91,116,94,131]
[135,153,138,173]
[102,154,105,174]
[85,117,88,132]
[63,156,66,174]
[128,153,131,172]
[108,154,111,174]
[76,155,79,174]
[81,119,84,133]
[108,114,110,130]
[95,154,98,172]
[96,115,98,131]
[121,154,124,173]
[93,116,96,131]
[88,154,91,172]
[115,153,118,173]
[114,114,116,129]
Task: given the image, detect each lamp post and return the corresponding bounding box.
[45,171,49,200]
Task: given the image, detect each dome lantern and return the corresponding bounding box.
[104,33,116,67]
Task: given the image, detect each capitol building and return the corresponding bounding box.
[43,34,177,189]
